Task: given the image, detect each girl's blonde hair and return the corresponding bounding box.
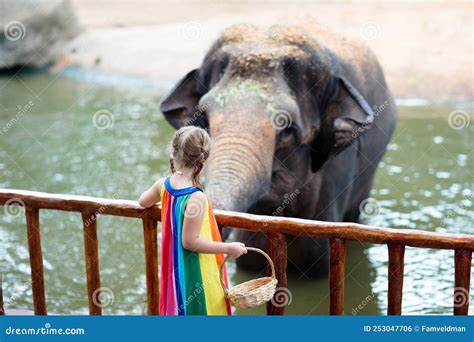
[169,126,211,188]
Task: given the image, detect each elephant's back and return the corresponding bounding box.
[303,20,381,80]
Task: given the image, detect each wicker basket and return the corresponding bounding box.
[219,247,278,308]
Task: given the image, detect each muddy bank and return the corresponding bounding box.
[64,1,473,100]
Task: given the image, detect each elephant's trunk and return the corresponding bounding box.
[204,101,275,237]
[206,132,271,211]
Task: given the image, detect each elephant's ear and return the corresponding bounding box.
[311,76,375,172]
[160,69,205,129]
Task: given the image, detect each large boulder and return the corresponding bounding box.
[0,0,81,69]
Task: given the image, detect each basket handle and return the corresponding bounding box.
[219,247,276,295]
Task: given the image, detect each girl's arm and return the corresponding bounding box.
[138,178,164,208]
[182,192,247,258]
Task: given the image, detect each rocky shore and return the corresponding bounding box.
[2,1,473,100]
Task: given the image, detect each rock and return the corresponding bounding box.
[0,0,82,69]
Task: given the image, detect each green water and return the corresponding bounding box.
[0,73,472,315]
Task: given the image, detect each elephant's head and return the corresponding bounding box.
[160,25,375,237]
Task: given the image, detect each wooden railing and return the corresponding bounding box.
[0,189,472,316]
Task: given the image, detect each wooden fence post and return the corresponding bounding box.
[143,216,159,315]
[329,238,346,315]
[387,244,405,315]
[266,233,288,315]
[26,207,47,315]
[0,271,4,315]
[454,249,472,315]
[81,211,102,315]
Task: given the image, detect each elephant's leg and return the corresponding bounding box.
[234,229,330,277]
[343,206,362,223]
[342,148,382,223]
[287,236,329,277]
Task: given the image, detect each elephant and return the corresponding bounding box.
[159,22,397,277]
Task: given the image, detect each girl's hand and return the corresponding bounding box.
[225,242,247,259]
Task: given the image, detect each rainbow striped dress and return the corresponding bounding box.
[159,176,232,315]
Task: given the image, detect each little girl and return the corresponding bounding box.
[139,126,247,315]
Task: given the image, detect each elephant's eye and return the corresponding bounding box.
[277,125,297,147]
[218,71,225,81]
[213,54,229,85]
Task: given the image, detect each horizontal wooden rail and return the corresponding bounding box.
[1,189,472,250]
[1,188,472,316]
